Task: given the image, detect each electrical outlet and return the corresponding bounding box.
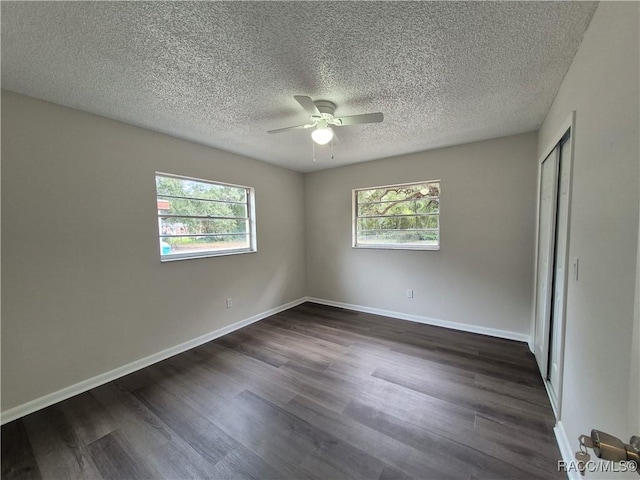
[226,298,233,308]
[406,289,414,298]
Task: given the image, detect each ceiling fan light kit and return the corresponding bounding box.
[268,95,384,152]
[311,126,334,145]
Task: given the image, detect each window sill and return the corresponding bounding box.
[160,248,257,262]
[352,244,440,251]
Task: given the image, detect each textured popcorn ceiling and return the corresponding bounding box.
[1,1,597,172]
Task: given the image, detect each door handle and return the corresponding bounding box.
[577,430,639,475]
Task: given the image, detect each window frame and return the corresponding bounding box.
[352,179,441,251]
[155,172,257,262]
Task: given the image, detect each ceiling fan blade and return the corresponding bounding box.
[294,95,320,116]
[267,124,312,134]
[334,112,384,126]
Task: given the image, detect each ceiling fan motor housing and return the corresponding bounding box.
[313,100,340,128]
[313,100,337,116]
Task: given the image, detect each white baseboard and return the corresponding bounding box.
[307,297,531,343]
[0,297,307,425]
[555,421,582,480]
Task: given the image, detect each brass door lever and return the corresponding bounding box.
[577,430,639,476]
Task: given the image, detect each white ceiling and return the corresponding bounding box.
[1,1,598,173]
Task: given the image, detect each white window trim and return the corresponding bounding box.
[156,172,257,262]
[352,180,441,251]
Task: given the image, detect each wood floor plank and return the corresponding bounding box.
[208,400,340,479]
[343,398,557,479]
[251,320,348,357]
[195,342,301,406]
[378,465,416,480]
[472,414,562,472]
[285,394,472,480]
[90,383,173,458]
[144,438,219,480]
[280,356,478,437]
[372,365,553,435]
[2,302,562,479]
[58,391,117,446]
[132,382,240,467]
[386,361,547,418]
[234,389,387,480]
[133,357,229,419]
[21,406,104,480]
[168,350,247,400]
[205,447,284,480]
[473,372,550,407]
[347,376,478,436]
[268,315,356,347]
[87,430,159,480]
[203,342,349,412]
[1,420,42,480]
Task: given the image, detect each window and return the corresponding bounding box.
[353,180,440,250]
[155,173,256,261]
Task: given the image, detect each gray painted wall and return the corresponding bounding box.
[537,0,639,470]
[305,132,539,337]
[1,91,307,411]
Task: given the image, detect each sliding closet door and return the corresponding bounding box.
[548,135,571,397]
[534,147,559,376]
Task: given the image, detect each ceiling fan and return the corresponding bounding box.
[267,95,383,145]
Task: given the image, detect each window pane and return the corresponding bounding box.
[156,176,246,203]
[354,181,440,250]
[160,234,250,257]
[357,215,438,231]
[414,215,438,229]
[157,197,247,218]
[160,218,248,236]
[357,182,439,205]
[156,173,255,260]
[357,198,439,217]
[357,230,439,246]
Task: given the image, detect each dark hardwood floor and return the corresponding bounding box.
[2,302,564,479]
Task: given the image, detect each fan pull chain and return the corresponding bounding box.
[331,138,334,160]
[312,139,316,162]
